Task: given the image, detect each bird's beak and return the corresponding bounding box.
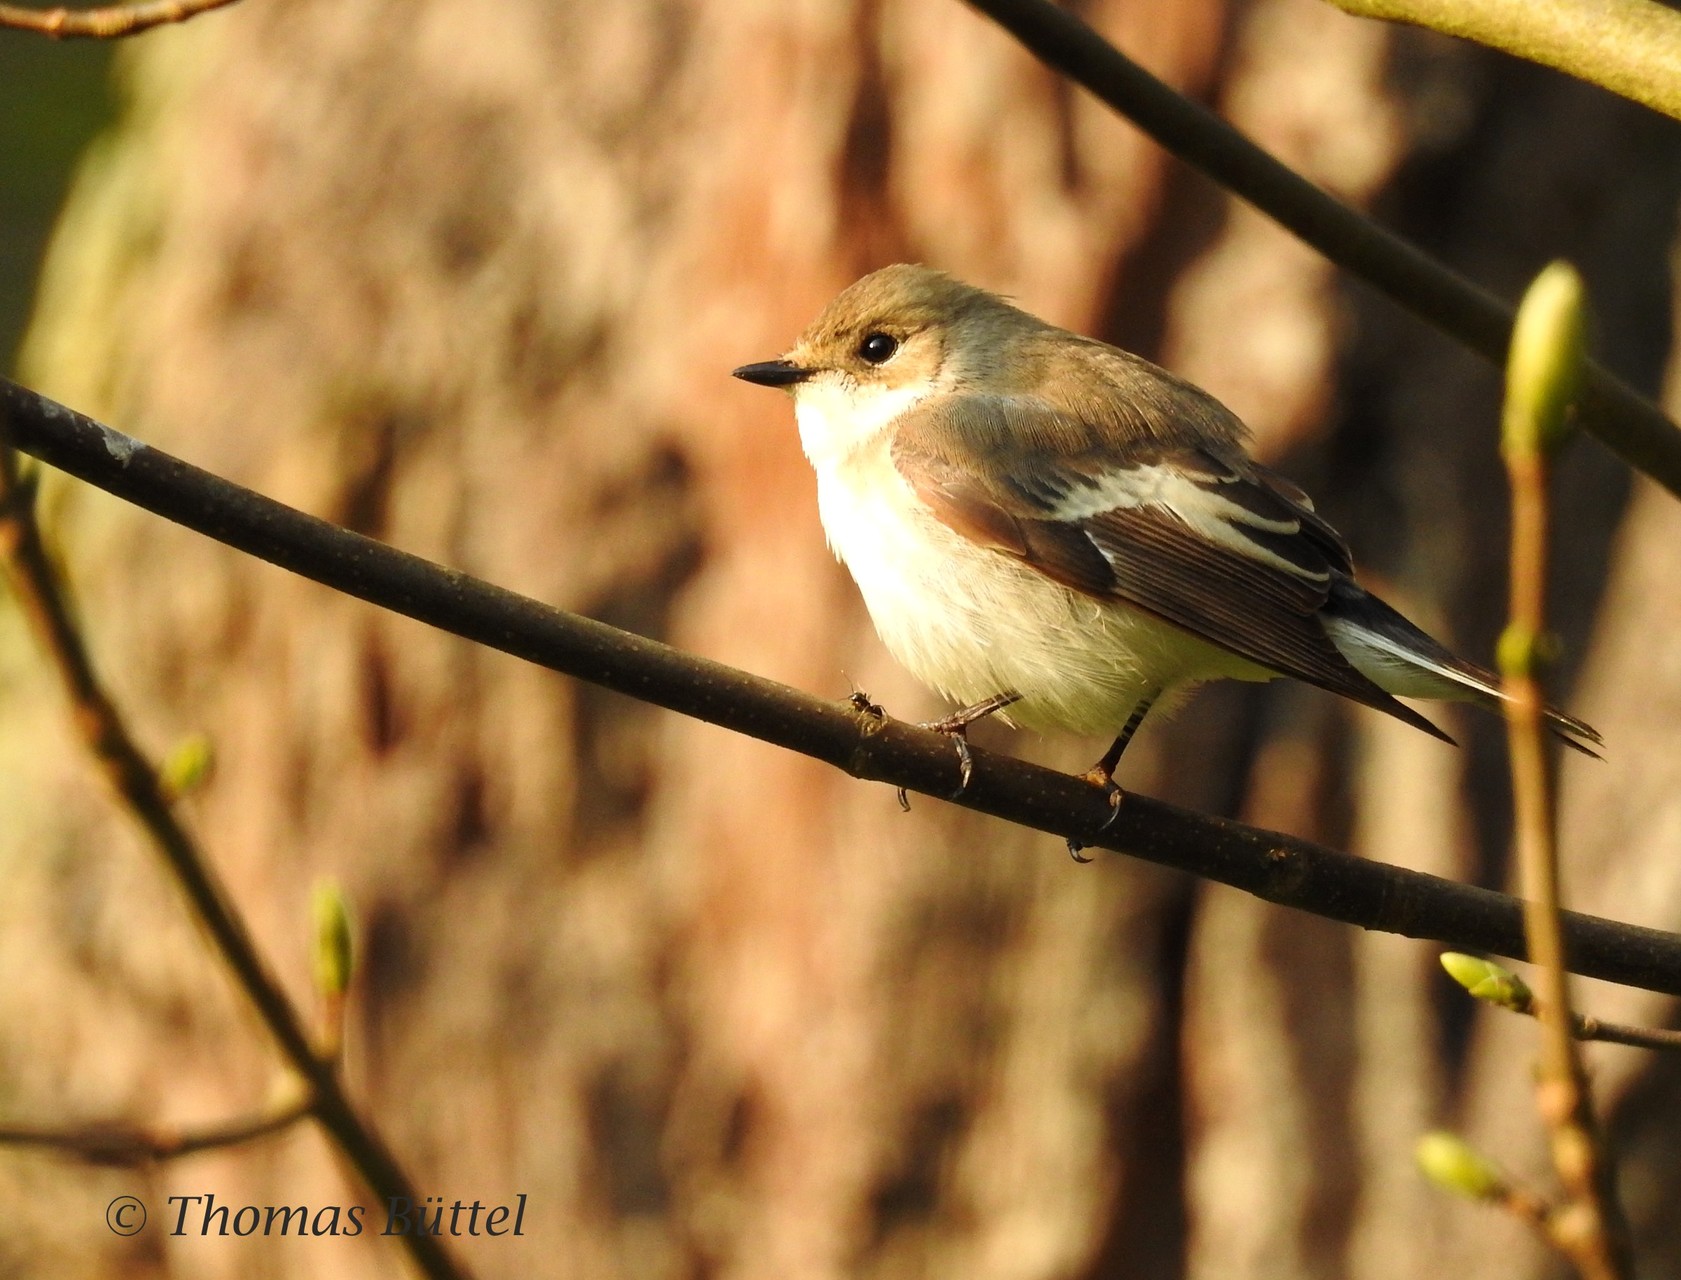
[732,358,813,388]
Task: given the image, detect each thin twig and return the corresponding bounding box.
[0,436,470,1280]
[1323,0,1681,124]
[4,380,1681,998]
[1570,1012,1681,1051]
[1500,264,1631,1280]
[0,0,243,38]
[960,0,1681,499]
[0,1092,312,1166]
[1443,954,1681,1050]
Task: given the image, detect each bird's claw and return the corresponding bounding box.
[918,715,982,802]
[1067,773,1124,863]
[904,693,1020,806]
[951,733,974,793]
[867,691,1019,810]
[895,722,976,804]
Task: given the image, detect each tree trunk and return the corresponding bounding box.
[4,1,1677,1277]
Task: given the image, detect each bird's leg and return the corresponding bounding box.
[895,691,1022,807]
[923,692,1022,794]
[1084,691,1158,787]
[1068,691,1159,862]
[921,691,1023,738]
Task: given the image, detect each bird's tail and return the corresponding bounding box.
[1320,580,1602,757]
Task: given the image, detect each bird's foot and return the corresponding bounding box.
[1066,764,1125,863]
[921,692,1021,799]
[891,692,1021,807]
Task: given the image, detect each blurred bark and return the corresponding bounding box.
[1,1,1677,1278]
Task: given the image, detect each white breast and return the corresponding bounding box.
[810,437,1271,739]
[794,372,932,469]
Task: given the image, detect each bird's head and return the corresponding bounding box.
[734,263,1037,464]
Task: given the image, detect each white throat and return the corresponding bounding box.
[793,372,933,470]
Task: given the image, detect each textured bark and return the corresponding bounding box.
[2,0,1678,1277]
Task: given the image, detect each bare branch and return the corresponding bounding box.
[0,0,243,38]
[0,1092,311,1166]
[1570,1013,1681,1050]
[0,419,470,1280]
[1323,0,1681,125]
[961,0,1681,499]
[5,376,1681,998]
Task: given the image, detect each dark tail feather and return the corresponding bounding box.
[1321,580,1603,758]
[1456,658,1603,759]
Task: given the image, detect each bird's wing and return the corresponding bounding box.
[891,393,1453,741]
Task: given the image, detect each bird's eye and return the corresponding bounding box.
[857,332,899,364]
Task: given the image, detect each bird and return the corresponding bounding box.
[732,263,1600,807]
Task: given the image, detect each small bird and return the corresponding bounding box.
[734,264,1599,799]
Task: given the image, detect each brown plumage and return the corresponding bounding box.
[735,264,1601,762]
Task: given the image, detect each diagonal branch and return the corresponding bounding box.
[960,0,1681,499]
[0,410,469,1280]
[0,0,244,38]
[5,376,1681,996]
